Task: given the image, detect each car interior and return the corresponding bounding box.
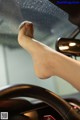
[0,0,80,120]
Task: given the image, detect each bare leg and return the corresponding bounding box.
[18,21,80,91]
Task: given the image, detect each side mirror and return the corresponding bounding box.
[55,38,80,57]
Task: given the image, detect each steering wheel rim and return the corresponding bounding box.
[0,84,80,120]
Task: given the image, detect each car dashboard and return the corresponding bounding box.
[0,91,80,120]
[19,93,80,120]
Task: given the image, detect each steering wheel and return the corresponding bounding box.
[0,84,80,120]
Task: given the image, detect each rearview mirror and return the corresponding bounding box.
[55,38,80,57]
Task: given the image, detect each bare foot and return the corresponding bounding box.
[18,21,56,79]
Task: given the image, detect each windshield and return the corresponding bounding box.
[0,0,78,96]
